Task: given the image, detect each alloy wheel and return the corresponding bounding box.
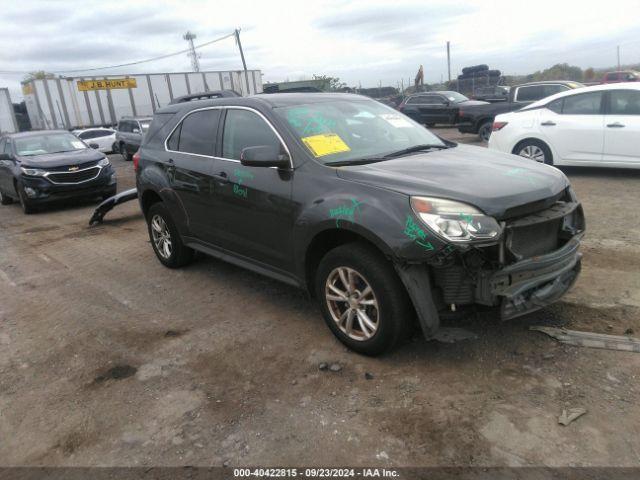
[518,145,545,162]
[325,267,379,341]
[151,214,172,259]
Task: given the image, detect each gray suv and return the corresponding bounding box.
[115,117,152,161]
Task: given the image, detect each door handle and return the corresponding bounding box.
[607,122,625,128]
[540,121,556,126]
[211,171,229,183]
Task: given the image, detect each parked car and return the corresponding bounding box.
[73,127,116,153]
[135,93,584,355]
[115,116,152,161]
[0,130,116,213]
[471,85,510,103]
[488,83,640,168]
[601,71,639,84]
[458,81,585,141]
[398,91,488,126]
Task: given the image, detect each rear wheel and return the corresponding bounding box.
[146,202,194,268]
[514,139,553,165]
[0,190,13,205]
[478,121,493,142]
[315,243,412,356]
[120,142,132,161]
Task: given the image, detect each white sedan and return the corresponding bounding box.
[73,128,117,154]
[488,83,640,168]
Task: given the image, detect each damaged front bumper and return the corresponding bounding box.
[480,237,582,320]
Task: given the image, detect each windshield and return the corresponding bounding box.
[275,99,447,164]
[14,133,87,156]
[440,91,469,103]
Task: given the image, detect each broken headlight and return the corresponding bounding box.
[410,196,502,242]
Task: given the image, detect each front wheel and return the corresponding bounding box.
[146,203,194,268]
[514,139,553,165]
[17,184,35,214]
[315,243,412,356]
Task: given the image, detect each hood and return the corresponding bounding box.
[18,148,104,168]
[335,144,569,218]
[459,100,490,106]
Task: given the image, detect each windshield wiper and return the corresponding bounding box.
[325,157,389,167]
[383,144,449,158]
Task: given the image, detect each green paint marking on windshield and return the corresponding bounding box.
[403,216,434,251]
[329,198,362,227]
[286,107,337,136]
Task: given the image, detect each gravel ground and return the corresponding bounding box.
[0,129,639,467]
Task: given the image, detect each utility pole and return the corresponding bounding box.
[235,29,251,94]
[446,41,451,83]
[617,45,621,71]
[183,31,200,72]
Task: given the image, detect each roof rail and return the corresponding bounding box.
[169,90,241,104]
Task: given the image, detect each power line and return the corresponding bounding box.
[0,31,235,75]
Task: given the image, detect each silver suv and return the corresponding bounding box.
[115,117,152,161]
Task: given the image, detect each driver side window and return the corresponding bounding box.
[222,109,282,161]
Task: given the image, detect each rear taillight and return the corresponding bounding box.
[492,121,508,131]
[133,151,141,171]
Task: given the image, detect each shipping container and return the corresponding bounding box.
[22,69,263,131]
[0,88,19,134]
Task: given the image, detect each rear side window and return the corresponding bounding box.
[406,96,427,105]
[145,113,175,148]
[222,109,281,160]
[515,86,543,102]
[609,90,640,115]
[168,109,220,156]
[561,92,603,115]
[542,85,568,97]
[605,73,619,81]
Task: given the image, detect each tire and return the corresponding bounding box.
[513,139,553,165]
[478,121,493,142]
[121,142,132,161]
[0,190,13,205]
[146,202,194,268]
[315,243,412,356]
[16,183,35,214]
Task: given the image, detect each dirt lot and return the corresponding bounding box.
[1,128,639,467]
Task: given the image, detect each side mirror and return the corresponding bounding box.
[0,153,13,161]
[240,145,290,168]
[132,128,140,134]
[89,143,100,149]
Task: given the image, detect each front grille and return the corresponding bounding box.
[47,167,100,184]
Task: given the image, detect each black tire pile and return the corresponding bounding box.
[456,65,502,95]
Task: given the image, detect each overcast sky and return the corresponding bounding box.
[2,0,640,100]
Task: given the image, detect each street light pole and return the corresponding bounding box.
[235,29,251,94]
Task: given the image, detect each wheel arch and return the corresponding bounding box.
[140,189,163,217]
[303,226,393,297]
[511,136,557,163]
